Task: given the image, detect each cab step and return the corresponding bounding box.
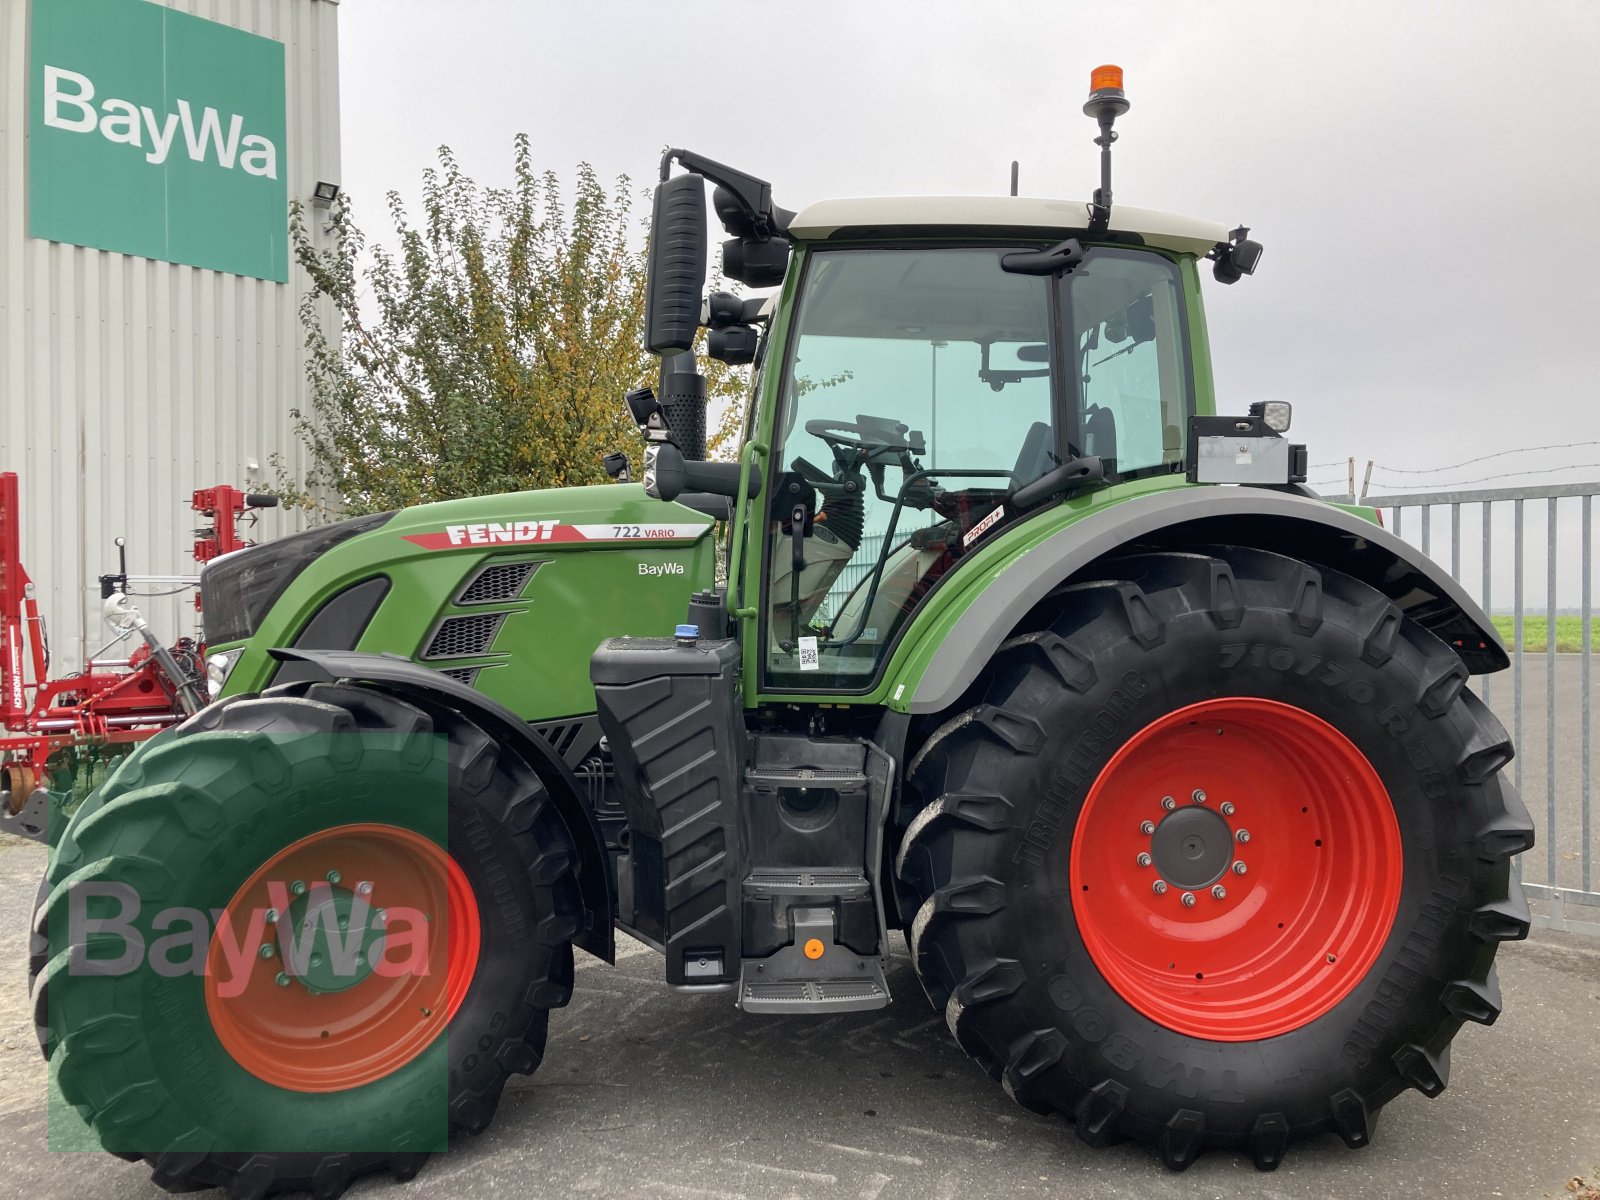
[738,905,890,1014]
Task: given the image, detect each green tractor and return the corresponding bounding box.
[33,68,1531,1196]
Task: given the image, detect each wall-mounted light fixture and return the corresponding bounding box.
[311,181,341,209]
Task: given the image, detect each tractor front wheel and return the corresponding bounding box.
[32,681,581,1198]
[897,546,1532,1170]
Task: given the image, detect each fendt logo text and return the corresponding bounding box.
[42,65,280,179]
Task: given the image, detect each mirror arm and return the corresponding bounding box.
[1011,456,1105,509]
[645,441,764,502]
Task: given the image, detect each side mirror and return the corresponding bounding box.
[644,173,708,353]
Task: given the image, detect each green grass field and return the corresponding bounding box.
[1490,615,1600,653]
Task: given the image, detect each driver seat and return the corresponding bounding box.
[1084,405,1117,463]
[1013,420,1057,485]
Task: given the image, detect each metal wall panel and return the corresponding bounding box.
[0,0,340,666]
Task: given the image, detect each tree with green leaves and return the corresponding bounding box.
[283,135,748,516]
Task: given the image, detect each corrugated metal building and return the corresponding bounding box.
[0,0,339,667]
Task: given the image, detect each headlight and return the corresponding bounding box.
[206,651,236,699]
[1254,400,1293,433]
[199,511,393,645]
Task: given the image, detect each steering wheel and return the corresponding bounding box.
[804,416,925,457]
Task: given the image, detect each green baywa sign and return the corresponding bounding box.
[28,0,289,281]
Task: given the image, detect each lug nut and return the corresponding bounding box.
[356,881,374,897]
[1192,789,1207,804]
[1220,802,1236,816]
[1233,861,1248,875]
[375,908,388,926]
[1139,820,1156,836]
[290,880,307,897]
[1152,880,1169,895]
[275,972,291,988]
[1161,796,1177,811]
[1236,829,1251,844]
[325,870,342,885]
[1211,884,1227,900]
[264,908,278,925]
[258,944,275,960]
[1136,852,1153,868]
[1180,891,1197,907]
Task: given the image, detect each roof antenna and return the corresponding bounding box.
[1009,161,1019,197]
[1083,64,1129,234]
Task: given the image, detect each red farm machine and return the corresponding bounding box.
[0,472,276,842]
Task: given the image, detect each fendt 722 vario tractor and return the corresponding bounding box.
[34,69,1531,1197]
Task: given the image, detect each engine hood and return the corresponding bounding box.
[207,483,719,721]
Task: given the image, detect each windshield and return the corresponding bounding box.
[762,244,1189,691]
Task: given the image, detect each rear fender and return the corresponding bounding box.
[268,648,615,963]
[908,488,1506,715]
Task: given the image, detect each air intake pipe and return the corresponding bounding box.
[658,352,707,463]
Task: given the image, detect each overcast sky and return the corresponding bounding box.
[339,1,1600,598]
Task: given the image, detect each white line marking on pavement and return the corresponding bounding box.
[720,1159,838,1185]
[819,1142,924,1166]
[859,1172,894,1200]
[894,1124,1001,1151]
[643,1182,748,1200]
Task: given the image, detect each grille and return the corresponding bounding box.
[531,717,603,767]
[436,666,479,687]
[458,561,538,604]
[422,613,505,660]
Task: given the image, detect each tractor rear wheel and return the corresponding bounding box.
[897,546,1532,1170]
[31,681,580,1198]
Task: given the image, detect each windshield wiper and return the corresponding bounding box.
[1092,342,1140,367]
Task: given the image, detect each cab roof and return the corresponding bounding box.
[785,196,1230,257]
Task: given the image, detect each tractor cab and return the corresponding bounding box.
[630,69,1270,700]
[756,226,1200,689]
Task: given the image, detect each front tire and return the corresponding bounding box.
[32,681,581,1198]
[897,547,1532,1170]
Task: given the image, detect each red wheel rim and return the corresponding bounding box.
[204,823,481,1092]
[1070,698,1401,1041]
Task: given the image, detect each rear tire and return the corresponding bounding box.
[31,680,581,1198]
[896,546,1532,1170]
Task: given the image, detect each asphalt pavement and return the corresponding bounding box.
[3,832,1597,1200]
[1,650,1596,1199]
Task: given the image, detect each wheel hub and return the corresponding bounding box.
[1149,805,1234,889]
[278,883,388,994]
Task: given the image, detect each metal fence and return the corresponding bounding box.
[1351,482,1600,937]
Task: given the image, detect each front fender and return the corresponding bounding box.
[907,487,1506,715]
